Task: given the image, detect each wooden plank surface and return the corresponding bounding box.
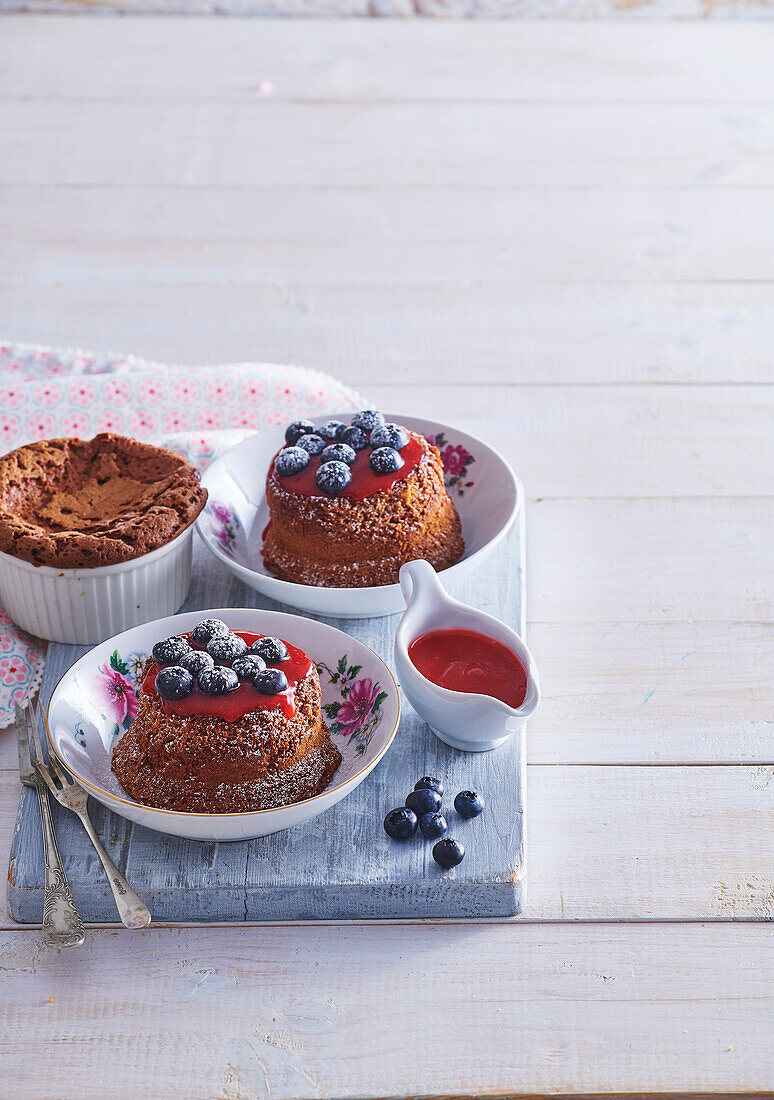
[6,186,774,285]
[2,923,773,1099]
[2,280,772,385]
[5,100,774,189]
[2,19,773,102]
[6,762,774,926]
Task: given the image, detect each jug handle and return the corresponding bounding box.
[398,559,449,619]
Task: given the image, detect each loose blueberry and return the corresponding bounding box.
[275,446,310,478]
[369,422,409,451]
[351,409,386,432]
[419,812,448,839]
[454,790,485,819]
[155,665,194,701]
[432,838,465,869]
[152,636,192,667]
[250,636,289,663]
[179,650,215,677]
[321,442,357,466]
[339,425,369,451]
[405,788,442,817]
[415,776,444,797]
[232,654,267,680]
[318,419,347,442]
[206,632,248,665]
[383,807,419,840]
[284,419,316,446]
[198,666,239,696]
[253,668,289,695]
[369,447,403,475]
[296,433,325,456]
[190,618,229,646]
[315,460,352,496]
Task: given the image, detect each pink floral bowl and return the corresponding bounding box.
[46,607,400,841]
[197,414,521,618]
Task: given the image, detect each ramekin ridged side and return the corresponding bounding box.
[0,526,194,645]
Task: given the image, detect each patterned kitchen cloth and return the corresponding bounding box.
[0,340,364,727]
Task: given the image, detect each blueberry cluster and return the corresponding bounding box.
[152,621,291,702]
[383,777,485,869]
[276,411,410,496]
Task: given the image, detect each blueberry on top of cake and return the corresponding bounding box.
[111,621,341,813]
[262,413,464,588]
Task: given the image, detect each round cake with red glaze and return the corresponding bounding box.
[111,618,341,813]
[262,411,464,588]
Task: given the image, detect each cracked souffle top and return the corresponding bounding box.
[0,433,207,568]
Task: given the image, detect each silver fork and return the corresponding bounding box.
[16,702,85,948]
[24,700,151,931]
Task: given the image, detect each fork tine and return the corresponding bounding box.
[32,696,69,785]
[28,703,60,789]
[23,703,41,770]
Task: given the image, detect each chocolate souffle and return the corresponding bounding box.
[263,411,464,588]
[112,620,342,813]
[0,433,207,569]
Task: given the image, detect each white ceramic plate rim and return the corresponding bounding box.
[196,413,521,597]
[46,608,401,820]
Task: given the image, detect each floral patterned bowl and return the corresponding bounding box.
[197,414,520,618]
[46,607,400,841]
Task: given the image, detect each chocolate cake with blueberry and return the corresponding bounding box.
[262,411,464,588]
[111,618,341,813]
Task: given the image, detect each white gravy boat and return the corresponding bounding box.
[394,559,540,752]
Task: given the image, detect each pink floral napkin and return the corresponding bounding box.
[0,340,363,728]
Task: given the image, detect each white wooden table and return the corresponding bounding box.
[1,17,773,1098]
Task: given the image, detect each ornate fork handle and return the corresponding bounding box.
[75,808,151,929]
[36,781,85,948]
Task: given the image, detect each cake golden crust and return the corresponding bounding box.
[263,432,464,588]
[0,433,207,569]
[111,665,342,813]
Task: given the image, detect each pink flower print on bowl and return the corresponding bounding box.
[426,432,476,498]
[318,658,388,756]
[0,654,29,687]
[208,500,239,555]
[92,651,139,737]
[68,379,97,407]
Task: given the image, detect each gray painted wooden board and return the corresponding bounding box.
[8,517,525,923]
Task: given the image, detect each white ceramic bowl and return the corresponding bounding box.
[197,414,520,618]
[46,607,400,841]
[0,525,195,645]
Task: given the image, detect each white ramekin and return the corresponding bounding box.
[0,525,195,645]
